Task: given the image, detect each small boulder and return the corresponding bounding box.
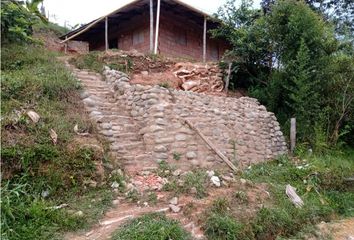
[210,176,221,187]
[169,197,178,205]
[169,204,181,213]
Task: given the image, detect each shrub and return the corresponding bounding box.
[111,213,191,240]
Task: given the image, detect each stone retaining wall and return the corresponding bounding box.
[104,67,287,170]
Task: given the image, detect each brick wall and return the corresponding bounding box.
[88,9,229,61]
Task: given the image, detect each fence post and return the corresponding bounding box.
[290,118,296,154]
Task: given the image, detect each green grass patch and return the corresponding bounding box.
[1,43,114,239]
[111,213,191,240]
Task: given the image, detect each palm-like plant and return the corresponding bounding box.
[25,0,48,23]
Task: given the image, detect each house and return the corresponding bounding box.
[60,0,229,62]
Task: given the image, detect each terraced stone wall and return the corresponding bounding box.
[104,67,287,170]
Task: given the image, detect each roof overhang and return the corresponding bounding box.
[60,0,219,43]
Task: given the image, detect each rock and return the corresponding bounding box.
[101,123,112,130]
[221,175,234,183]
[190,187,197,194]
[206,170,215,177]
[27,110,40,123]
[210,176,221,187]
[41,190,50,198]
[49,129,57,145]
[74,211,84,217]
[172,169,182,176]
[240,178,247,185]
[186,151,197,159]
[111,181,120,189]
[154,145,167,153]
[347,236,354,240]
[169,197,178,205]
[141,71,149,75]
[175,134,187,141]
[169,204,181,213]
[111,169,123,176]
[83,97,96,107]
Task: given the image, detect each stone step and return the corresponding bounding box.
[113,132,142,141]
[110,142,144,151]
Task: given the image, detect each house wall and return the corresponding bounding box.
[88,9,229,61]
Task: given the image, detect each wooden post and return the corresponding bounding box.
[150,0,154,53]
[154,0,161,54]
[203,16,207,63]
[225,62,232,94]
[105,16,108,51]
[290,118,296,153]
[64,36,68,54]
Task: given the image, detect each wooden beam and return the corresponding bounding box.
[150,0,154,52]
[225,62,232,94]
[154,0,161,54]
[203,16,207,63]
[185,119,238,172]
[64,36,68,54]
[290,118,296,154]
[105,16,108,51]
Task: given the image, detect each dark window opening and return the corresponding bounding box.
[109,38,118,49]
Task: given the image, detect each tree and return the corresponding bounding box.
[214,0,354,148]
[1,0,47,43]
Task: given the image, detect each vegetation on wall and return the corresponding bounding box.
[213,0,354,150]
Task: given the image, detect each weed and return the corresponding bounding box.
[158,82,170,88]
[204,213,252,240]
[156,160,173,177]
[210,198,230,214]
[111,213,191,240]
[147,192,158,205]
[126,189,140,203]
[173,152,181,161]
[181,170,208,198]
[234,191,248,204]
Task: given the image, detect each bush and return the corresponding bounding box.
[111,213,191,240]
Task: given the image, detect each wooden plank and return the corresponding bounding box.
[64,36,68,54]
[105,17,108,51]
[154,0,161,54]
[184,119,238,172]
[203,17,207,63]
[150,0,154,52]
[290,118,296,153]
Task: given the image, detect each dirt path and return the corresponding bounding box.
[316,218,354,240]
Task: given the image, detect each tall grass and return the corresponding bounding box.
[1,43,112,239]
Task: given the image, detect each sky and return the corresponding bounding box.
[43,0,261,28]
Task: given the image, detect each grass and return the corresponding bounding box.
[202,150,354,240]
[163,169,208,199]
[1,43,114,239]
[111,213,191,240]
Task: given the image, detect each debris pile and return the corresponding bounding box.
[173,62,224,93]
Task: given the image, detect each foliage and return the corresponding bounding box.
[1,1,35,42]
[111,213,191,240]
[214,0,354,149]
[1,0,48,43]
[1,44,113,239]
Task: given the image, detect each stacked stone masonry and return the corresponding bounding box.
[103,67,287,172]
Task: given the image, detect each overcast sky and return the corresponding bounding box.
[43,0,261,28]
